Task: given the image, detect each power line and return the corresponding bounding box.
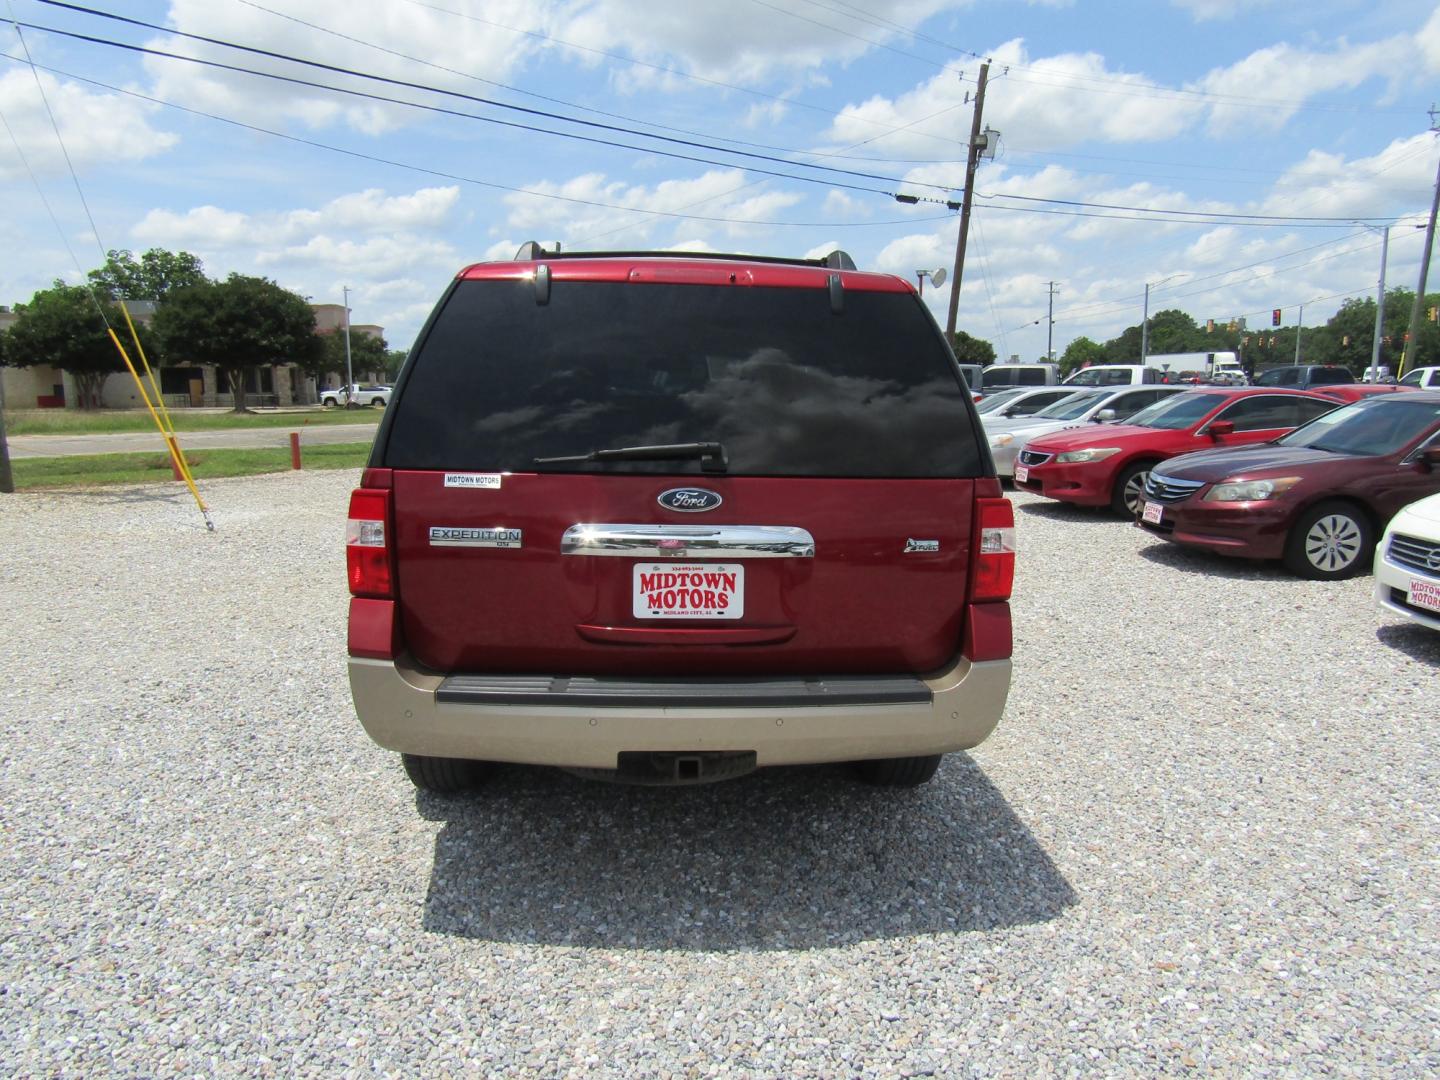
[757,0,1411,116]
[14,19,914,198]
[30,3,956,193]
[230,0,926,166]
[28,7,1406,228]
[1004,228,1416,333]
[0,54,959,231]
[397,0,966,150]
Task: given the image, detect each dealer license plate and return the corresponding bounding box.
[1408,577,1440,615]
[1141,500,1164,525]
[1014,465,1029,483]
[633,563,744,619]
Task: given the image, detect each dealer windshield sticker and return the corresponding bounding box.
[444,473,503,489]
[429,526,522,548]
[633,563,744,620]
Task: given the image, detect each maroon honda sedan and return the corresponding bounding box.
[1136,392,1440,579]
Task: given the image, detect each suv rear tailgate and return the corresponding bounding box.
[391,472,977,675]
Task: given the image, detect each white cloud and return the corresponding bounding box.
[0,69,178,180]
[826,40,1204,159]
[501,169,804,247]
[1170,0,1272,20]
[127,186,465,346]
[142,0,553,134]
[558,1,971,87]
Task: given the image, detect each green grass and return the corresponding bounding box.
[12,442,372,489]
[5,407,383,436]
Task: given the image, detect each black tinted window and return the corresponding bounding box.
[1214,395,1306,431]
[384,280,981,477]
[1308,368,1353,385]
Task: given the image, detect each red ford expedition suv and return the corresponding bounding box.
[346,246,1015,793]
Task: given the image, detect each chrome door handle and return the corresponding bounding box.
[561,524,815,558]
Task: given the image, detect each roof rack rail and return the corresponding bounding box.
[510,243,859,271]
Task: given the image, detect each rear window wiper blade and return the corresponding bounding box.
[535,441,729,473]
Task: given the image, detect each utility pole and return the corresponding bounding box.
[1140,282,1152,364]
[1371,226,1390,376]
[1295,303,1305,364]
[0,371,13,494]
[1046,281,1059,361]
[342,285,355,409]
[1399,124,1440,378]
[945,62,989,338]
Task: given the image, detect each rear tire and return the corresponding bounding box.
[855,754,942,787]
[1282,501,1373,580]
[1110,460,1153,518]
[401,753,490,793]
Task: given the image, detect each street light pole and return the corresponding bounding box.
[1141,282,1151,364]
[1295,303,1305,364]
[1046,280,1058,361]
[1372,226,1390,377]
[342,285,355,409]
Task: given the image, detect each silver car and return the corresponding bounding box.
[975,386,1083,421]
[983,385,1189,477]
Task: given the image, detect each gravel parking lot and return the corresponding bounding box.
[2,472,1437,1076]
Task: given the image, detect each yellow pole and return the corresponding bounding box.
[117,301,176,438]
[106,327,215,531]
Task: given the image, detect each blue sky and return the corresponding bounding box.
[2,0,1438,359]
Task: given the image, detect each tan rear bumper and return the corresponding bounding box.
[348,653,1010,768]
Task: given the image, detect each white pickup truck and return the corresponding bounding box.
[319,384,392,407]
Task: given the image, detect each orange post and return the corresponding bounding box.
[168,435,183,481]
[290,431,302,470]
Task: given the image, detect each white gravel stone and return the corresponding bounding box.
[1,474,1437,1076]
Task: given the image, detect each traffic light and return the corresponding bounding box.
[1342,335,1350,346]
[1206,319,1214,333]
[1429,305,1438,322]
[1271,308,1282,327]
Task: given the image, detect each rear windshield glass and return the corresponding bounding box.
[382,279,982,477]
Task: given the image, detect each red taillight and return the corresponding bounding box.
[970,497,1015,602]
[347,488,393,598]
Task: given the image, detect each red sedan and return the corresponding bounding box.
[1013,388,1339,516]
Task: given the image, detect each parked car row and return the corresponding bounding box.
[1000,385,1440,603]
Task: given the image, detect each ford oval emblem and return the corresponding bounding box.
[658,487,723,513]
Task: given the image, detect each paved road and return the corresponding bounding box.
[6,423,379,458]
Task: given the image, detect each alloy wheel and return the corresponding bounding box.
[1304,513,1363,574]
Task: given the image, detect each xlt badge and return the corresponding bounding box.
[429,527,523,548]
[657,488,723,513]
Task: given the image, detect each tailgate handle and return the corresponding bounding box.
[561,524,815,558]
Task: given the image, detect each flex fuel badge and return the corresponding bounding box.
[429,527,523,548]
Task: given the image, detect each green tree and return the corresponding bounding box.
[152,274,321,412]
[949,329,996,365]
[1060,336,1106,376]
[383,348,408,381]
[313,326,390,385]
[1313,288,1440,375]
[3,284,132,408]
[87,248,209,301]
